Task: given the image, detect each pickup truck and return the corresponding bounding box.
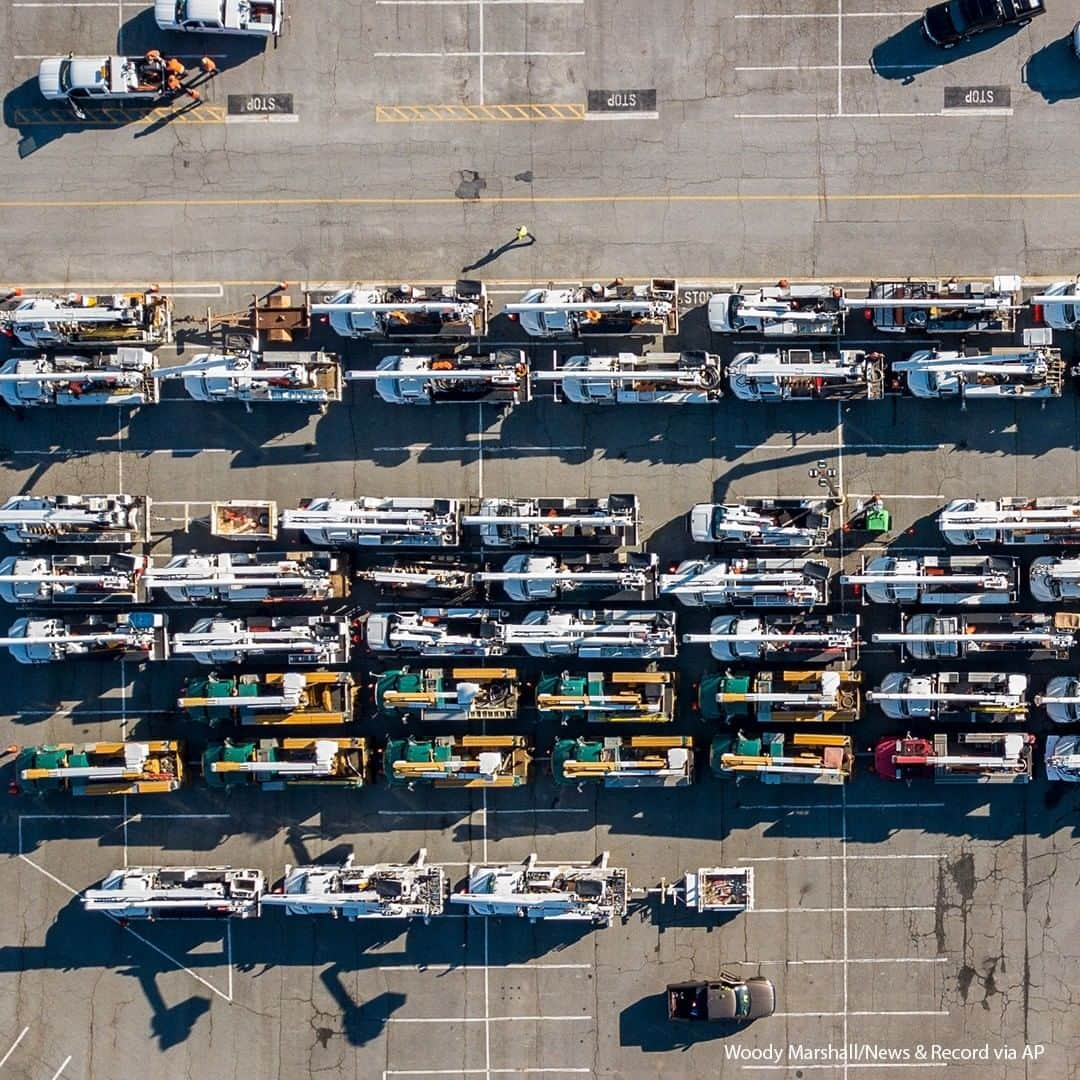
[155,0,283,36]
[667,975,776,1023]
[38,56,167,105]
[922,0,1044,47]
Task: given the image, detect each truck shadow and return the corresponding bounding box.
[870,20,1022,83]
[1024,36,1080,103]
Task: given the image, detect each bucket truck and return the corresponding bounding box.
[141,552,345,604]
[552,735,693,787]
[726,348,885,401]
[356,557,478,599]
[506,278,678,338]
[475,552,657,602]
[1034,279,1080,330]
[262,852,448,920]
[699,670,862,725]
[15,740,183,796]
[1044,735,1080,782]
[893,348,1063,400]
[154,0,284,37]
[312,280,488,339]
[540,351,724,404]
[711,731,854,785]
[938,498,1080,546]
[0,553,148,605]
[0,350,159,407]
[281,496,460,549]
[708,283,845,335]
[202,737,373,790]
[1029,556,1080,602]
[1035,675,1080,724]
[384,734,532,788]
[179,671,357,726]
[4,611,167,664]
[659,558,830,608]
[536,669,676,723]
[1,291,173,348]
[851,276,1021,335]
[873,731,1034,784]
[504,609,678,659]
[170,615,350,665]
[361,608,509,657]
[374,666,521,723]
[161,346,343,410]
[463,494,639,549]
[874,612,1077,660]
[683,612,859,664]
[0,493,146,545]
[351,350,529,406]
[870,672,1029,724]
[841,554,1018,606]
[688,498,832,547]
[83,867,265,920]
[451,852,629,924]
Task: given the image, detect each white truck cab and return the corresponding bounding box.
[155,0,283,36]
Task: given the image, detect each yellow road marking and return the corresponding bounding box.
[13,105,228,127]
[0,191,1078,210]
[376,102,585,122]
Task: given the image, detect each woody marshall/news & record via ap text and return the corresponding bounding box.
[723,1043,1047,1065]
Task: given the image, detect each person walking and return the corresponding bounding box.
[515,225,532,242]
[199,56,218,77]
[165,57,186,78]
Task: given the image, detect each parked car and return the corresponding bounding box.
[921,0,1045,47]
[667,975,776,1023]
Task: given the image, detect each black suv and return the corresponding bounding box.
[922,0,1045,47]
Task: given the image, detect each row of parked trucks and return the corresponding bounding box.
[0,345,1070,409]
[76,854,750,926]
[13,491,1080,552]
[2,279,1080,408]
[12,277,1080,346]
[13,724,1064,795]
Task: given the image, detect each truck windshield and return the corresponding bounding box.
[58,60,73,92]
[733,986,752,1017]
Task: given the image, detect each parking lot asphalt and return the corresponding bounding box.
[1,0,1080,1078]
[2,2,1080,286]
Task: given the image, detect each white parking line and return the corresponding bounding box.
[374,50,585,57]
[770,957,949,965]
[49,1058,71,1080]
[736,64,933,72]
[735,9,921,16]
[377,1,584,5]
[736,802,945,810]
[775,1010,948,1017]
[740,853,944,862]
[386,1015,592,1023]
[750,906,934,914]
[379,963,592,971]
[0,1028,29,1069]
[743,1066,946,1072]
